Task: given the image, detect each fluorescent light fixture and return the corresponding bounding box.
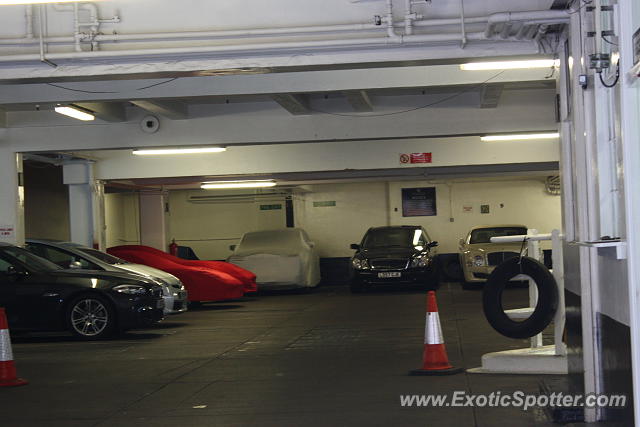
[460,59,560,71]
[54,105,94,121]
[133,147,227,155]
[201,180,276,189]
[0,0,93,4]
[481,132,560,142]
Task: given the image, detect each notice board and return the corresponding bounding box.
[401,187,436,217]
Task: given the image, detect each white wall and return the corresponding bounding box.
[167,189,287,259]
[104,192,140,248]
[296,179,561,256]
[129,178,561,260]
[293,182,390,257]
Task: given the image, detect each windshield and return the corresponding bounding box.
[0,246,62,271]
[469,227,527,244]
[77,248,128,265]
[361,228,421,249]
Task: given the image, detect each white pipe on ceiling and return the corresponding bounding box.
[0,4,569,64]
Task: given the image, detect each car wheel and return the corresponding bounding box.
[67,295,115,340]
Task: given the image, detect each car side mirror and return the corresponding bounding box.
[229,244,237,251]
[429,241,439,248]
[69,261,83,270]
[350,243,360,250]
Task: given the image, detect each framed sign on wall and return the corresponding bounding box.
[402,187,436,217]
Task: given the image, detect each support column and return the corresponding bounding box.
[63,161,105,249]
[0,148,24,246]
[139,192,168,252]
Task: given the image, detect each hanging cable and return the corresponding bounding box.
[598,63,619,88]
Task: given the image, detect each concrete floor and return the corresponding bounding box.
[1,283,568,427]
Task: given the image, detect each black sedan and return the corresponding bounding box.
[349,226,439,293]
[0,243,164,339]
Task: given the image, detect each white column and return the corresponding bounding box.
[63,161,105,249]
[139,192,168,252]
[0,148,24,246]
[619,0,640,424]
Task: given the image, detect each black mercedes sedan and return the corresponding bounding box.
[349,226,439,293]
[0,243,164,339]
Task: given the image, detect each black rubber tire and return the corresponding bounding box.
[66,294,116,340]
[482,256,558,339]
[439,254,464,282]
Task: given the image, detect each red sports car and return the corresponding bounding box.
[109,245,257,292]
[107,247,245,303]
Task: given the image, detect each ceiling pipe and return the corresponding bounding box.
[25,5,34,40]
[0,8,569,63]
[0,32,491,63]
[384,0,402,41]
[484,10,569,38]
[0,12,553,47]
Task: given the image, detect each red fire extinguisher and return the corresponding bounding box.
[169,239,178,256]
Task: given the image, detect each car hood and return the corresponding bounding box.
[114,263,181,285]
[358,247,419,258]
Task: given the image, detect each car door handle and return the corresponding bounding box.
[42,292,60,297]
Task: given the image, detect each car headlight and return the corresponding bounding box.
[151,279,171,296]
[473,255,485,267]
[352,258,370,270]
[113,284,147,295]
[411,255,428,268]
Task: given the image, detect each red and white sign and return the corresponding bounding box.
[410,152,432,163]
[0,225,14,239]
[400,153,432,164]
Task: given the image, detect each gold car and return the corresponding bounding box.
[458,225,528,284]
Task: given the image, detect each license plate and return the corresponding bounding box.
[157,299,165,309]
[378,272,401,278]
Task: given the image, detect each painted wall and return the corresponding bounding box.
[23,163,69,241]
[167,189,288,259]
[125,178,561,260]
[104,192,140,248]
[297,179,561,257]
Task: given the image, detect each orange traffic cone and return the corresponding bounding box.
[0,308,28,387]
[409,291,462,376]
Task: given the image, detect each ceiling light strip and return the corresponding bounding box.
[133,147,226,155]
[201,180,276,189]
[480,132,560,142]
[54,105,94,121]
[460,59,560,71]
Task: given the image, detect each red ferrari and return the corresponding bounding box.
[109,245,257,293]
[107,247,246,303]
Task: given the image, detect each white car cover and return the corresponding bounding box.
[227,228,321,289]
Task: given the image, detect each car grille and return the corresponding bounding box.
[487,252,519,266]
[369,259,409,270]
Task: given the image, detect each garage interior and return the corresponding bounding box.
[1,0,640,425]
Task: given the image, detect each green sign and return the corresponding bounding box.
[260,204,282,211]
[313,201,336,207]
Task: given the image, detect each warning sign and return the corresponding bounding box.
[400,153,432,164]
[0,225,14,240]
